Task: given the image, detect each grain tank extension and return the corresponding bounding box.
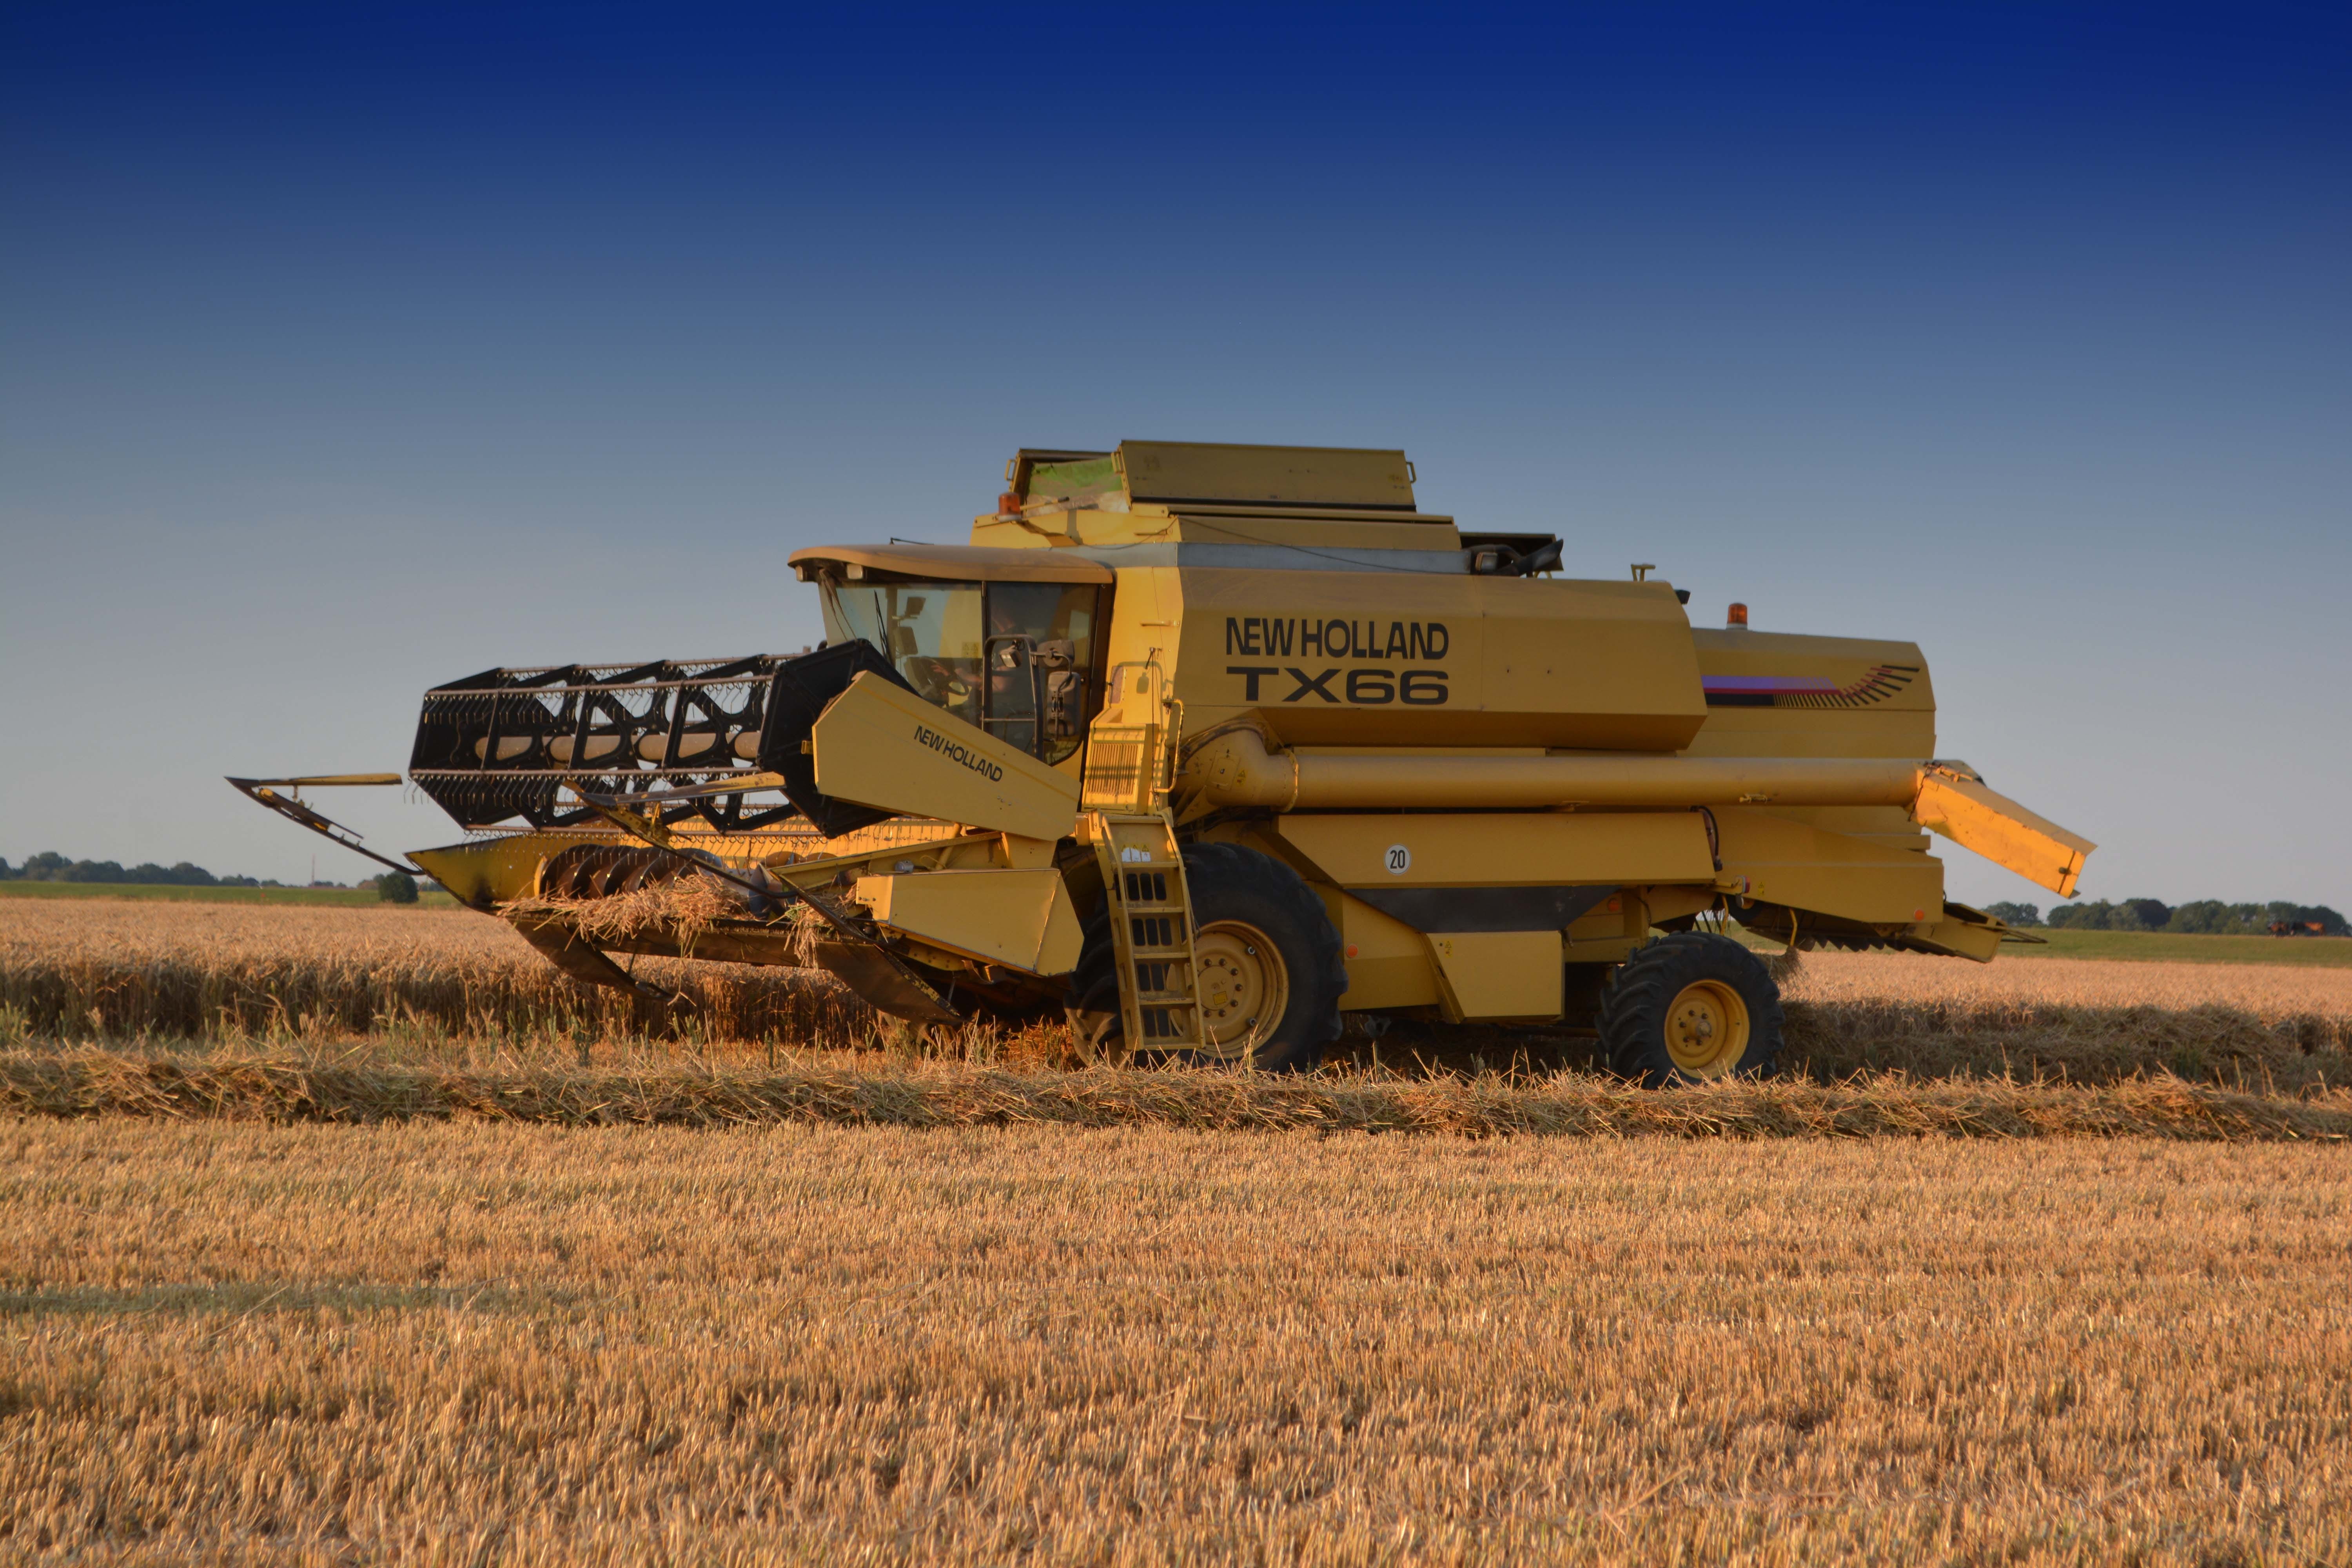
[233,441,2094,1082]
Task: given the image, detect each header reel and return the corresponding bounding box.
[403,642,933,839]
[407,654,797,833]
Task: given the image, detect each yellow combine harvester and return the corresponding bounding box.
[236,442,2093,1082]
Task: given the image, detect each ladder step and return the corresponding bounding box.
[1092,808,1207,1051]
[1127,959,1192,997]
[1118,870,1179,903]
[1132,978,1193,992]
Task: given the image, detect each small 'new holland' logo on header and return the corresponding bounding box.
[913,724,1004,783]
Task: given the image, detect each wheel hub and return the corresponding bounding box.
[1663,978,1751,1079]
[1192,920,1288,1061]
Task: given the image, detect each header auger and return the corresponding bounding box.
[234,439,2095,1081]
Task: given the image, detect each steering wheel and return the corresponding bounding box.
[900,655,975,707]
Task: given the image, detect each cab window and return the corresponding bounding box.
[819,575,1103,762]
[983,581,1101,764]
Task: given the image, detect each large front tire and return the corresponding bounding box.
[1065,843,1346,1072]
[1599,932,1784,1087]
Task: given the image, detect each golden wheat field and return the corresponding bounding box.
[0,899,875,1056]
[5,1119,2349,1565]
[4,898,2347,1089]
[15,900,2351,1017]
[6,904,2352,1563]
[1779,947,2352,1016]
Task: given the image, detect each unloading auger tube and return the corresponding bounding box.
[1181,728,2094,898]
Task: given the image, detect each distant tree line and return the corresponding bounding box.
[0,852,283,887]
[1983,898,2347,936]
[2,853,419,902]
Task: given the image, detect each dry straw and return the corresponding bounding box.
[5,1049,2348,1141]
[505,875,733,947]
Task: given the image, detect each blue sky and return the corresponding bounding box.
[3,3,2346,908]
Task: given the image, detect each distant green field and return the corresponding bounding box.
[1999,927,2352,967]
[0,882,463,909]
[1726,920,2348,967]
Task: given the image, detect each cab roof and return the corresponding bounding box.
[789,543,1115,584]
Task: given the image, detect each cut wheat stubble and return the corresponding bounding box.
[1,1120,2347,1564]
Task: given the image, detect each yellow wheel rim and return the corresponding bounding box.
[1192,921,1289,1062]
[1664,979,1751,1079]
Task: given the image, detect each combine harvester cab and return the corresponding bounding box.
[233,440,2094,1082]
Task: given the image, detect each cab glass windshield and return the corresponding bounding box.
[819,576,1100,762]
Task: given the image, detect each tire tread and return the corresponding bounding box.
[1598,931,1785,1087]
[1063,842,1345,1071]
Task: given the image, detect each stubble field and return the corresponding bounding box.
[6,1120,2348,1565]
[5,897,2351,1564]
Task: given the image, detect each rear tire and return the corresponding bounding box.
[1063,843,1345,1072]
[1064,920,1131,1064]
[1599,932,1784,1087]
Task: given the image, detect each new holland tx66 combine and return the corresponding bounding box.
[236,442,2094,1081]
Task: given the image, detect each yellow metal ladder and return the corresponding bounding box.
[1089,811,1204,1053]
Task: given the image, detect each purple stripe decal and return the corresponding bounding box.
[1701,676,1841,693]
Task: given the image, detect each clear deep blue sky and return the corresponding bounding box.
[4,3,2345,908]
